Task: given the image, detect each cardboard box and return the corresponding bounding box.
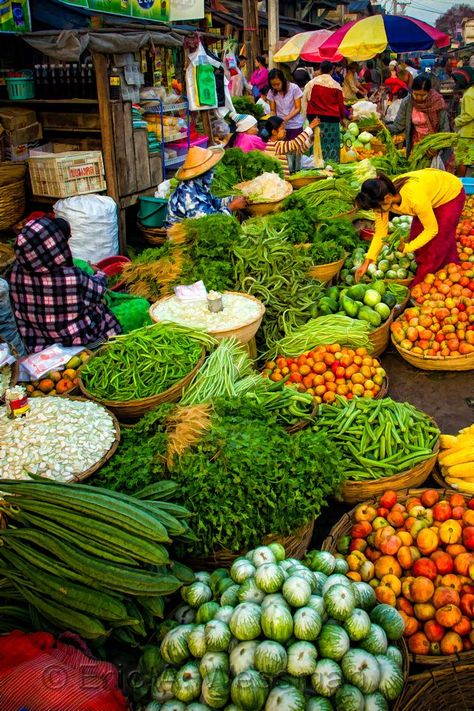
[4,140,40,162]
[0,106,37,131]
[7,121,43,146]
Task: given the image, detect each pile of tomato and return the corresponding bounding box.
[391,262,474,357]
[263,345,386,404]
[457,195,474,262]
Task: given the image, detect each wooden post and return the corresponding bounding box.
[92,51,125,253]
[268,0,280,69]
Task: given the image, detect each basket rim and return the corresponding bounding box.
[392,337,474,363]
[66,396,121,481]
[149,292,266,334]
[309,252,348,270]
[78,348,206,408]
[322,485,473,666]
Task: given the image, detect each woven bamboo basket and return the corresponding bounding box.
[236,179,292,217]
[287,175,326,189]
[0,179,25,231]
[369,312,394,357]
[385,276,414,287]
[150,292,265,346]
[78,349,206,422]
[393,651,474,711]
[137,223,167,246]
[187,519,315,571]
[65,397,121,482]
[322,486,474,667]
[393,293,410,318]
[0,243,15,275]
[393,340,474,372]
[308,254,347,283]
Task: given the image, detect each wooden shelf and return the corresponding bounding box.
[42,127,102,133]
[0,98,98,104]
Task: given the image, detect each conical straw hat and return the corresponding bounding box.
[177,146,225,180]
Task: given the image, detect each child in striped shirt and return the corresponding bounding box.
[261,115,320,176]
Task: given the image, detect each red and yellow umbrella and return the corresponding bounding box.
[273,30,342,63]
[319,14,450,62]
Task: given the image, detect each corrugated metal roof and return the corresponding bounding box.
[348,0,370,11]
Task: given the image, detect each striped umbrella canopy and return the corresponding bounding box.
[273,30,342,63]
[319,14,450,61]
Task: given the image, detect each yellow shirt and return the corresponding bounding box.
[366,169,463,262]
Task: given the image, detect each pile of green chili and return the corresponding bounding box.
[314,396,439,480]
[80,323,215,401]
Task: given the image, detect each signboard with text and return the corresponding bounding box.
[56,0,204,22]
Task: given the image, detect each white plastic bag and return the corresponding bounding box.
[54,195,119,263]
[430,154,446,171]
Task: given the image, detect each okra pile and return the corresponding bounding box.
[314,396,440,480]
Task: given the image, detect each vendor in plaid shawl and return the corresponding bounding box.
[9,216,121,353]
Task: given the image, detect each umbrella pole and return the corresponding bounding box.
[268,0,280,68]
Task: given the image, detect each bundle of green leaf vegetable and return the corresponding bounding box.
[407,132,458,170]
[0,479,195,643]
[211,148,283,198]
[314,396,440,482]
[80,322,214,401]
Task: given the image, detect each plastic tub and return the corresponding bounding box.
[167,134,209,156]
[461,178,474,196]
[95,256,131,292]
[360,227,374,241]
[138,196,168,228]
[6,74,35,101]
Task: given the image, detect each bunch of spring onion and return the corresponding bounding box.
[269,314,371,359]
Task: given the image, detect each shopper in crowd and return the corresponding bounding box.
[0,278,25,356]
[354,170,464,286]
[381,57,391,82]
[384,87,409,123]
[250,55,269,99]
[267,68,304,171]
[165,147,246,226]
[386,75,451,163]
[343,62,367,101]
[303,60,346,163]
[260,115,320,177]
[9,216,121,353]
[453,67,474,177]
[365,60,381,91]
[405,59,418,79]
[293,66,311,90]
[397,62,414,89]
[230,113,266,152]
[256,85,271,115]
[333,62,345,85]
[229,57,251,97]
[388,59,398,78]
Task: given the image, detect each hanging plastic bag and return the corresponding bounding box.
[54,195,119,263]
[430,154,446,171]
[185,41,219,111]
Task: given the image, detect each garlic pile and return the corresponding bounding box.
[0,398,117,481]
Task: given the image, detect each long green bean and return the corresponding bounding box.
[314,396,439,481]
[80,323,215,401]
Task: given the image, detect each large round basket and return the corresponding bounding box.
[78,349,206,422]
[287,175,326,190]
[385,276,413,287]
[150,292,265,346]
[322,486,473,667]
[392,339,474,372]
[0,243,15,275]
[66,397,121,482]
[137,223,167,246]
[0,179,25,231]
[393,651,474,711]
[393,292,410,318]
[236,179,292,217]
[369,312,394,357]
[308,254,347,283]
[186,519,315,572]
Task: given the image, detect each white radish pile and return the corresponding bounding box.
[0,397,116,481]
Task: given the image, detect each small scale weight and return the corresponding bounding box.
[207,290,223,313]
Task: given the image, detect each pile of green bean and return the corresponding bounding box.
[295,177,357,209]
[314,397,439,480]
[80,323,215,401]
[233,222,323,353]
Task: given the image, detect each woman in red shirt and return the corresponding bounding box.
[302,60,346,162]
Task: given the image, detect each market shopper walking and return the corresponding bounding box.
[343,62,367,102]
[9,216,121,353]
[386,75,451,164]
[267,69,304,172]
[250,56,269,99]
[354,170,465,287]
[165,147,246,226]
[452,67,474,177]
[303,61,346,163]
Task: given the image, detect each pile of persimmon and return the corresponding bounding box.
[263,345,386,404]
[391,262,474,357]
[336,489,474,657]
